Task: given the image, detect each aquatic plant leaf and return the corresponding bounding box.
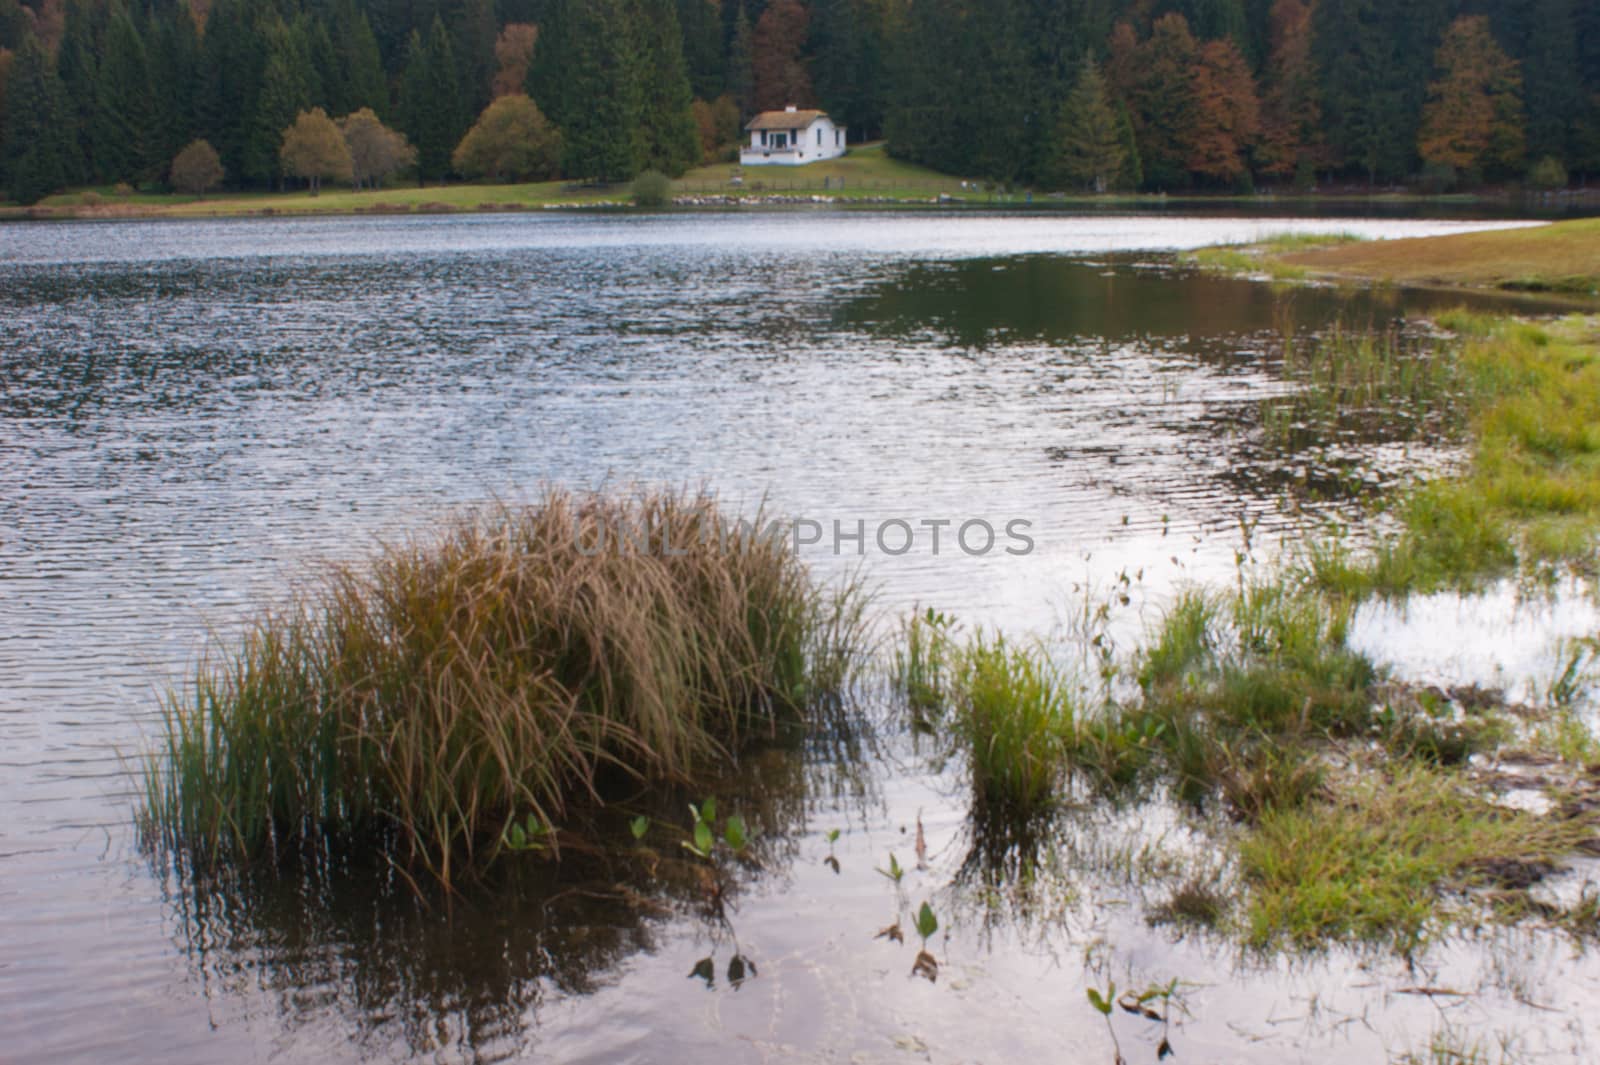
[824,855,841,874]
[915,902,937,942]
[724,814,748,851]
[915,815,928,869]
[694,820,714,856]
[912,950,938,982]
[1087,987,1112,1016]
[1158,1038,1174,1060]
[688,957,715,987]
[728,954,754,986]
[826,828,841,844]
[875,922,904,944]
[701,797,717,823]
[630,815,650,840]
[1118,995,1162,1022]
[509,823,527,849]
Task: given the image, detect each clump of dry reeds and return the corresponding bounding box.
[142,488,869,886]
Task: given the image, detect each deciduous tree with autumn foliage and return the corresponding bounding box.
[1418,15,1525,179]
[1187,38,1261,186]
[751,0,814,113]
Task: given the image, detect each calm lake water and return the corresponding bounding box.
[2,211,1595,1063]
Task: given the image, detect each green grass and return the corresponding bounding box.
[950,632,1076,818]
[1189,231,1367,282]
[1240,764,1591,951]
[142,488,869,887]
[1303,315,1600,595]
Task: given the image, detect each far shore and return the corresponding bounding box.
[7,141,1599,224]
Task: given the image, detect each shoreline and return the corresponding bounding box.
[6,187,1599,224]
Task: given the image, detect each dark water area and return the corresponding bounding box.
[1,212,1594,1063]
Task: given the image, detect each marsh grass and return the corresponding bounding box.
[1240,765,1593,951]
[143,488,870,886]
[1260,325,1467,453]
[952,633,1076,818]
[1295,315,1600,596]
[1189,231,1366,282]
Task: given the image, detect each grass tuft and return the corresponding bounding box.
[142,488,870,886]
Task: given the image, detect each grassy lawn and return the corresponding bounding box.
[1,143,978,220]
[1276,217,1600,294]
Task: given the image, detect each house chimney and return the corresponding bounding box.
[785,105,797,112]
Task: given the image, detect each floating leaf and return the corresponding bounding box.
[688,957,715,988]
[826,828,841,844]
[728,954,755,987]
[701,797,717,824]
[824,855,841,874]
[693,819,714,856]
[912,950,939,982]
[630,815,649,841]
[915,902,938,943]
[1118,996,1162,1022]
[724,814,748,852]
[875,923,904,944]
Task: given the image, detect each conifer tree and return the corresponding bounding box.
[1,34,77,204]
[1126,13,1199,189]
[335,4,389,119]
[728,1,755,119]
[1047,59,1124,193]
[635,0,701,176]
[676,0,724,101]
[400,18,466,182]
[528,0,644,183]
[90,9,156,183]
[249,20,315,186]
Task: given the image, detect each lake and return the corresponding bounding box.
[2,211,1594,1063]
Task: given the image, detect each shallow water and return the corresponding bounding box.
[1,211,1594,1063]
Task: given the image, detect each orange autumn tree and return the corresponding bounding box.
[1418,16,1525,178]
[751,0,814,113]
[1187,38,1261,185]
[492,23,538,98]
[1257,0,1323,183]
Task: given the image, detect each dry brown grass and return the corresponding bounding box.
[1277,218,1600,293]
[143,488,870,886]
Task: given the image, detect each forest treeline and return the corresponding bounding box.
[2,0,1598,205]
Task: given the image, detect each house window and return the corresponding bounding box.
[817,129,823,146]
[835,130,842,147]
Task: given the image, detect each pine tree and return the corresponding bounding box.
[528,0,644,183]
[676,0,724,100]
[1126,13,1199,190]
[400,18,466,182]
[248,19,315,186]
[1046,58,1123,193]
[635,0,701,176]
[1521,0,1581,165]
[728,1,755,119]
[450,0,497,115]
[145,5,202,179]
[1,34,77,204]
[335,4,389,119]
[90,9,156,184]
[198,0,268,187]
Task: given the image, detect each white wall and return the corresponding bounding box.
[741,118,848,167]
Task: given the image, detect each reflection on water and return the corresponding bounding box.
[1,212,1593,1063]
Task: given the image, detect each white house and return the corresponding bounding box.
[741,106,848,166]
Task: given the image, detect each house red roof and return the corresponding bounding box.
[745,108,830,132]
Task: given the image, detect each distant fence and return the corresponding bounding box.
[674,178,1014,199]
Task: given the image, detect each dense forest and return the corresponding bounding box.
[2,0,1598,204]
